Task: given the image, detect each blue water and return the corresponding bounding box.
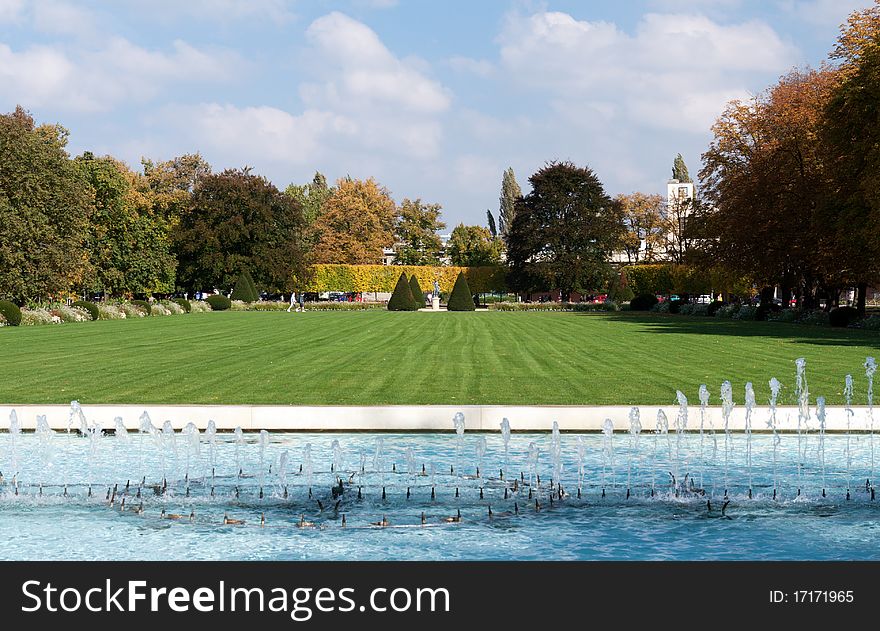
[2,429,880,560]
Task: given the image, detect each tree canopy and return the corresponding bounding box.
[393,198,445,265]
[448,224,503,267]
[507,161,622,300]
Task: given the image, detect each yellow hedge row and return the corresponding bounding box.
[304,264,507,294]
[622,264,751,296]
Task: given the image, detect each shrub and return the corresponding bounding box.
[409,275,424,309]
[799,309,829,326]
[629,293,659,311]
[733,304,757,320]
[715,304,739,319]
[206,294,232,311]
[307,302,381,311]
[0,300,22,326]
[861,315,880,331]
[252,300,289,311]
[172,298,192,313]
[668,299,683,314]
[161,300,185,315]
[131,299,152,315]
[573,300,620,312]
[120,303,146,318]
[755,302,781,321]
[388,273,418,311]
[447,271,475,311]
[651,300,670,313]
[20,308,55,325]
[231,271,259,302]
[72,300,99,321]
[230,299,249,311]
[151,303,171,316]
[768,308,801,323]
[190,300,212,313]
[679,303,695,316]
[98,303,126,320]
[50,305,90,323]
[829,306,859,328]
[691,304,709,317]
[607,275,635,303]
[707,301,725,316]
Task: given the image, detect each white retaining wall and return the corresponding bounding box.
[0,404,874,432]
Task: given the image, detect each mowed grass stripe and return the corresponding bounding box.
[1,311,878,405]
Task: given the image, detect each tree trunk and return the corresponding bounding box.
[857,282,867,317]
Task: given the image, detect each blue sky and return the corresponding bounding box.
[0,0,871,227]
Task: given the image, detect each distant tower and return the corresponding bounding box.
[666,179,695,210]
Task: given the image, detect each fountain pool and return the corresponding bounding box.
[3,426,880,561]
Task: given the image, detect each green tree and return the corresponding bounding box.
[446,271,475,311]
[507,161,623,301]
[76,154,176,296]
[311,177,397,264]
[615,192,665,263]
[0,107,93,303]
[486,209,497,238]
[498,167,522,244]
[284,171,334,227]
[231,270,259,302]
[672,153,692,183]
[174,168,308,294]
[448,224,503,267]
[393,198,445,265]
[408,275,424,309]
[387,272,417,311]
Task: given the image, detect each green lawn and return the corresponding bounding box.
[1,311,877,406]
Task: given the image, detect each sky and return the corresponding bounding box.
[0,0,872,227]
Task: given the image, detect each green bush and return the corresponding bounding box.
[388,273,417,311]
[173,298,192,313]
[573,301,620,312]
[707,301,725,316]
[206,294,232,311]
[799,309,829,326]
[409,275,424,309]
[861,315,880,331]
[630,293,658,311]
[668,299,683,314]
[71,300,99,321]
[0,300,22,326]
[446,271,475,311]
[231,271,259,303]
[733,304,757,320]
[130,299,152,315]
[829,306,859,328]
[607,275,635,303]
[651,300,670,313]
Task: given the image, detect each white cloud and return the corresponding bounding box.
[32,1,95,36]
[497,11,798,132]
[0,0,22,23]
[778,0,871,27]
[0,38,243,112]
[138,0,296,24]
[447,56,494,77]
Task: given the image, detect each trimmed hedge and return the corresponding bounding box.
[409,275,424,309]
[231,271,259,303]
[306,264,506,294]
[630,293,659,311]
[830,306,859,328]
[447,272,475,311]
[72,300,99,321]
[206,295,232,311]
[130,299,152,315]
[0,300,22,326]
[173,298,192,313]
[388,273,418,311]
[623,264,751,297]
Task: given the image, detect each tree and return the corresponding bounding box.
[498,167,522,244]
[387,272,417,311]
[672,153,692,183]
[76,154,176,296]
[393,198,445,265]
[231,270,259,302]
[447,224,503,267]
[446,271,475,311]
[700,68,841,307]
[408,275,424,309]
[823,4,880,313]
[311,177,396,264]
[615,192,665,263]
[0,107,93,303]
[506,161,623,301]
[486,209,498,238]
[174,168,308,293]
[284,171,334,227]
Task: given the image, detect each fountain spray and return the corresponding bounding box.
[768,378,781,495]
[844,375,854,492]
[817,397,827,497]
[628,407,641,495]
[720,381,734,493]
[795,358,809,487]
[866,357,876,482]
[745,382,755,495]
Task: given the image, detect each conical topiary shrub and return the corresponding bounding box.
[409,275,424,309]
[388,272,417,311]
[231,270,259,303]
[446,271,475,311]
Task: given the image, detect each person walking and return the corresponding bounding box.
[297,291,305,312]
[287,292,296,313]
